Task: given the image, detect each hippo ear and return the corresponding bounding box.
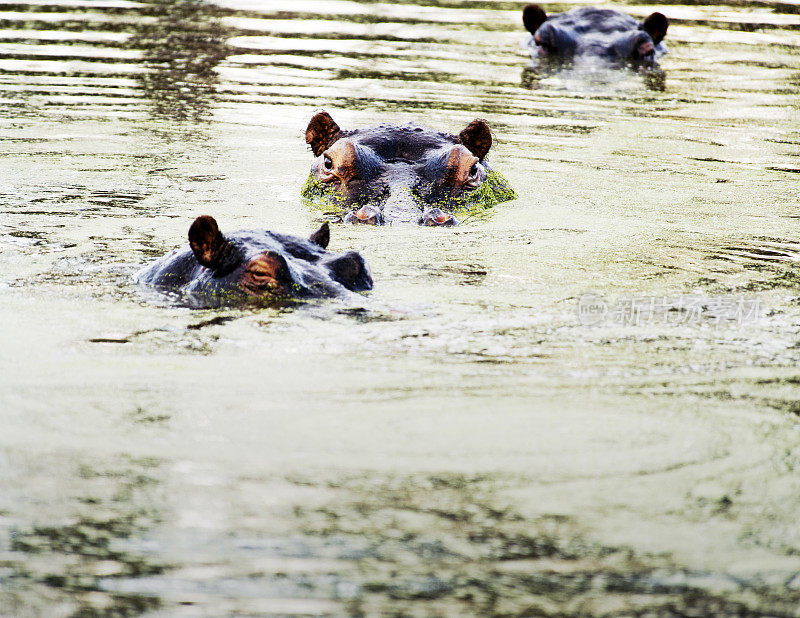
[306,111,341,157]
[309,221,330,249]
[189,215,226,269]
[522,4,547,35]
[642,12,668,45]
[459,120,492,160]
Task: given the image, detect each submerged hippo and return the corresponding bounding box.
[301,111,516,226]
[137,216,372,307]
[522,4,669,68]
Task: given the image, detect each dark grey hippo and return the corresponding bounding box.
[522,5,669,67]
[137,216,372,307]
[301,111,516,226]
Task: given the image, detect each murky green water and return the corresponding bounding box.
[2,0,800,615]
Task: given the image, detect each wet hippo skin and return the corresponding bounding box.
[523,4,669,67]
[137,216,372,307]
[301,110,516,226]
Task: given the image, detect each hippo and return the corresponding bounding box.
[301,111,516,226]
[522,4,669,68]
[136,216,372,307]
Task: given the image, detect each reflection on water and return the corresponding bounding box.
[290,472,800,615]
[1,0,800,615]
[0,0,234,123]
[521,61,667,92]
[2,455,166,616]
[132,0,231,120]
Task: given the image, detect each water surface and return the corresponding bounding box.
[2,0,800,615]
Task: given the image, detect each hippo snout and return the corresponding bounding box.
[381,185,424,225]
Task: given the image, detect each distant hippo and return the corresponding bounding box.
[137,216,372,307]
[301,111,516,226]
[522,4,669,67]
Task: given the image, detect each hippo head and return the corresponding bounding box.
[523,4,669,67]
[301,111,516,226]
[137,216,372,307]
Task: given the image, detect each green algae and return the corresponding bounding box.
[449,170,517,216]
[149,278,298,309]
[300,170,517,220]
[300,173,351,211]
[185,281,305,309]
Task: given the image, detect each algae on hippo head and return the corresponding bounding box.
[137,216,373,309]
[300,111,516,226]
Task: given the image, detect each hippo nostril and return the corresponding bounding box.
[421,208,457,227]
[344,205,383,225]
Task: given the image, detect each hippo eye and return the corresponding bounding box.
[323,154,333,172]
[468,164,479,179]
